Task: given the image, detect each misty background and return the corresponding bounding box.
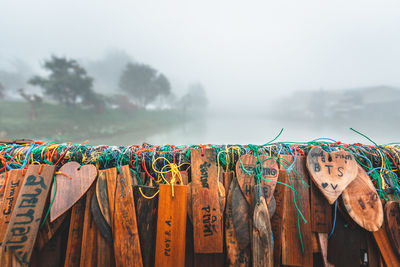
[1,0,400,145]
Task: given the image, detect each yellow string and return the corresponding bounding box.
[151,156,190,198]
[138,187,160,199]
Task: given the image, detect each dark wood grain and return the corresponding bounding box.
[133,185,158,267]
[64,197,86,267]
[384,201,400,256]
[310,181,332,233]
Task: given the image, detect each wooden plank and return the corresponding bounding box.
[106,166,143,267]
[80,185,98,267]
[225,178,250,267]
[281,156,313,267]
[252,184,273,267]
[231,182,250,250]
[154,184,187,267]
[50,162,97,222]
[166,171,188,185]
[1,164,55,266]
[36,212,67,251]
[0,169,24,244]
[64,197,86,267]
[373,214,400,267]
[271,169,287,267]
[317,233,334,267]
[328,212,362,267]
[190,148,223,253]
[306,147,358,204]
[368,233,381,267]
[32,225,65,267]
[96,170,111,226]
[310,181,332,233]
[384,201,400,255]
[96,228,114,267]
[133,185,158,267]
[342,166,383,232]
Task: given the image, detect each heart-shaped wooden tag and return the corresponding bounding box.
[306,147,358,204]
[50,162,98,222]
[384,201,400,254]
[236,154,278,205]
[341,166,383,232]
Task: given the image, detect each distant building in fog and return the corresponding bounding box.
[273,86,400,123]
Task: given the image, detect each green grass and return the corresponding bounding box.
[0,100,186,145]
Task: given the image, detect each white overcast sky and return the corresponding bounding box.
[1,0,400,107]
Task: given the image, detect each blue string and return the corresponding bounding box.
[328,200,338,239]
[311,138,338,143]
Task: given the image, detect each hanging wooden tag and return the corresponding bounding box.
[232,181,251,250]
[96,170,111,227]
[341,166,383,232]
[236,154,278,205]
[310,180,332,233]
[1,164,55,265]
[64,197,86,267]
[252,184,273,267]
[191,148,223,253]
[271,168,288,267]
[306,147,358,204]
[80,185,98,267]
[373,215,400,267]
[133,185,159,267]
[281,156,313,267]
[223,171,233,196]
[106,166,143,267]
[0,172,5,198]
[154,184,187,267]
[91,187,112,243]
[384,201,400,255]
[225,178,251,266]
[50,162,97,222]
[0,169,24,244]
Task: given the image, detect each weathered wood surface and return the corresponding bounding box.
[367,233,382,267]
[223,172,233,199]
[225,178,250,267]
[252,185,273,267]
[36,212,67,251]
[91,189,112,242]
[231,182,250,250]
[191,148,223,253]
[133,185,158,267]
[236,154,278,205]
[106,166,143,267]
[1,165,55,266]
[342,166,383,232]
[328,212,362,267]
[50,162,97,222]
[281,155,313,267]
[80,185,98,267]
[384,201,400,256]
[96,227,114,267]
[0,169,24,245]
[271,168,287,267]
[306,147,358,204]
[310,181,332,233]
[373,218,400,267]
[96,170,111,226]
[154,184,187,267]
[64,197,86,267]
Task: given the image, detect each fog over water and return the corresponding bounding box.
[1,0,400,144]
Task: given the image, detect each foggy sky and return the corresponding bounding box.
[1,0,400,108]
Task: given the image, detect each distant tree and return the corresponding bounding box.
[18,88,42,120]
[29,56,95,106]
[0,83,4,99]
[180,83,208,110]
[119,62,171,107]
